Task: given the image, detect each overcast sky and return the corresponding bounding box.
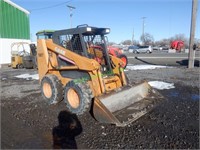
[12,0,200,43]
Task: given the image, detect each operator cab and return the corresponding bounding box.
[36,30,55,39]
[52,24,112,73]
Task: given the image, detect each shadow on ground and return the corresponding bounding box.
[52,110,82,149]
[135,56,157,65]
[176,59,199,67]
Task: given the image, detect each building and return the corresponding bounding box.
[0,0,30,65]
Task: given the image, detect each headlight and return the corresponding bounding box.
[86,27,92,31]
[105,29,110,33]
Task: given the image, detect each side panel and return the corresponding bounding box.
[37,39,49,80]
[0,0,30,39]
[37,39,105,96]
[45,40,100,71]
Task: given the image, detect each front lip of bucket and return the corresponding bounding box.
[98,82,151,113]
[92,81,164,127]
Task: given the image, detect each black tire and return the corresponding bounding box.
[17,64,24,69]
[41,75,63,104]
[146,50,151,54]
[118,54,128,69]
[64,81,93,115]
[33,56,38,69]
[133,50,138,54]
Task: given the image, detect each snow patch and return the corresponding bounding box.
[15,73,39,80]
[148,81,175,90]
[126,64,173,71]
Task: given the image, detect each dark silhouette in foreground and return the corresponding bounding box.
[135,56,157,65]
[176,59,199,67]
[52,110,82,149]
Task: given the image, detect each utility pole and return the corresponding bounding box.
[67,5,76,28]
[132,27,134,45]
[141,17,146,45]
[188,0,198,68]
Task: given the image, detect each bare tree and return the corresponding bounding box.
[132,40,140,46]
[154,34,190,49]
[155,38,170,47]
[121,40,132,45]
[140,33,154,45]
[194,38,200,49]
[108,42,116,46]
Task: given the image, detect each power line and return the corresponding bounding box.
[30,0,73,11]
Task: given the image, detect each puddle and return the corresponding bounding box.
[191,94,200,101]
[169,91,179,97]
[168,91,199,101]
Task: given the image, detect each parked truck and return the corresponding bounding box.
[170,40,184,52]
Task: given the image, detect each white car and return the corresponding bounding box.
[128,45,139,53]
[133,45,152,54]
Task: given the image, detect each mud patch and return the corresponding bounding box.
[1,67,199,149]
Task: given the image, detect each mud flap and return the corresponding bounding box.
[93,81,164,127]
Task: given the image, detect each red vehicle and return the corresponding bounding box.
[107,46,128,68]
[90,45,128,69]
[170,40,184,52]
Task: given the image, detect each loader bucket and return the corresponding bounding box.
[93,81,164,127]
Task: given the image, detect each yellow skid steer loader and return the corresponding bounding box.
[11,42,30,69]
[37,25,164,127]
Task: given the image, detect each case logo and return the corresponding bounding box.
[55,47,66,55]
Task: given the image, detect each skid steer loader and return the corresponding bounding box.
[11,42,32,69]
[37,25,164,127]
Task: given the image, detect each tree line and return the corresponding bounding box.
[111,33,200,49]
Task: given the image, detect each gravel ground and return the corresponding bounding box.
[0,66,199,149]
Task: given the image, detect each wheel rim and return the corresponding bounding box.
[43,82,52,98]
[67,88,80,109]
[120,57,127,67]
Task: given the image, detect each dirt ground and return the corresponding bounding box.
[0,65,199,149]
